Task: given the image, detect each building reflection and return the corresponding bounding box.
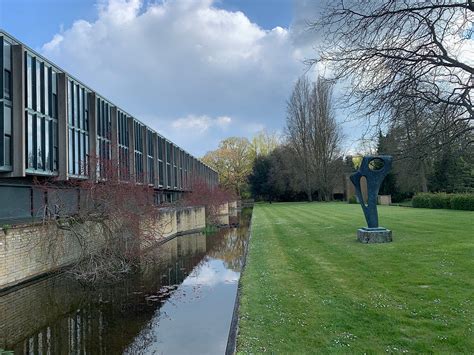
[0,232,207,354]
[0,210,251,354]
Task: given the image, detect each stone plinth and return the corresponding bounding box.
[357,227,392,243]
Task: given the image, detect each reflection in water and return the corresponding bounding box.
[0,208,251,354]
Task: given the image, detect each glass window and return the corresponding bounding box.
[75,129,80,174]
[159,161,164,185]
[83,132,88,175]
[73,84,78,126]
[68,128,73,174]
[84,92,89,130]
[52,93,57,119]
[51,71,57,118]
[53,121,58,170]
[4,70,11,100]
[51,71,57,94]
[44,66,49,115]
[4,105,11,136]
[35,59,41,112]
[78,87,83,130]
[68,81,73,124]
[45,119,50,170]
[166,164,171,186]
[4,136,11,166]
[27,113,34,168]
[36,116,43,170]
[3,41,11,70]
[26,55,33,109]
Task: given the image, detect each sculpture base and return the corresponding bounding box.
[357,227,392,243]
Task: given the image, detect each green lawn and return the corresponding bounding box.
[237,202,474,353]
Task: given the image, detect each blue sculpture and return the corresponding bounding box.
[350,155,392,231]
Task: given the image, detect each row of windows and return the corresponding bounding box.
[117,110,130,180]
[27,113,58,172]
[1,38,217,186]
[96,97,112,179]
[67,80,89,177]
[26,53,58,119]
[25,51,59,173]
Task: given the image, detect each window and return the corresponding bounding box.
[53,121,58,170]
[165,141,172,187]
[26,54,33,109]
[118,111,130,181]
[36,115,43,169]
[1,104,12,167]
[24,54,58,174]
[134,121,144,183]
[147,130,155,185]
[4,70,11,100]
[157,136,164,186]
[35,58,41,112]
[45,119,50,169]
[96,97,112,179]
[3,40,11,100]
[43,66,49,116]
[4,105,11,136]
[51,70,58,118]
[27,113,34,168]
[67,80,89,177]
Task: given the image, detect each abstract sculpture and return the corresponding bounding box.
[350,155,393,243]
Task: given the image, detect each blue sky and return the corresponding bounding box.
[1,0,359,156]
[1,0,293,48]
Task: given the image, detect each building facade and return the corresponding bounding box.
[0,30,218,220]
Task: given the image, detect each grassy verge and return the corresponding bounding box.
[237,202,473,353]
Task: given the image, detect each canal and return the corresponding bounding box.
[0,208,252,354]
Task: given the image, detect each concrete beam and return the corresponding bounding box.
[153,133,159,187]
[110,106,118,180]
[128,116,135,183]
[88,92,97,181]
[142,125,147,185]
[57,73,68,180]
[8,44,25,177]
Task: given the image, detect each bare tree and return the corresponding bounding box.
[35,150,171,283]
[286,76,314,201]
[310,78,343,201]
[286,76,343,201]
[309,0,473,138]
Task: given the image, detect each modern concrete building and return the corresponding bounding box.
[0,30,218,220]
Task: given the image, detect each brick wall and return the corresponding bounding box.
[0,206,206,290]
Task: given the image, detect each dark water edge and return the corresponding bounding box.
[0,208,252,355]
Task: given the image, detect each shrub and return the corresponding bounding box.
[450,194,474,211]
[413,193,474,211]
[412,193,431,208]
[429,193,451,209]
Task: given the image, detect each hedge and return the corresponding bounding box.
[412,193,474,211]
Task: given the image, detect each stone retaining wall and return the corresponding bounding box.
[0,206,206,290]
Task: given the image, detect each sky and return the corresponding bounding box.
[0,0,359,157]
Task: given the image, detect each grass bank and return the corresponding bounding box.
[237,202,473,353]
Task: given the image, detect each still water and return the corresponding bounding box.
[0,208,252,354]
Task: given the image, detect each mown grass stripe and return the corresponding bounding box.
[237,202,474,353]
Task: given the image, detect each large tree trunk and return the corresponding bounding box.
[420,160,428,193]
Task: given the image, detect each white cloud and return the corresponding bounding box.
[40,0,309,156]
[171,114,232,133]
